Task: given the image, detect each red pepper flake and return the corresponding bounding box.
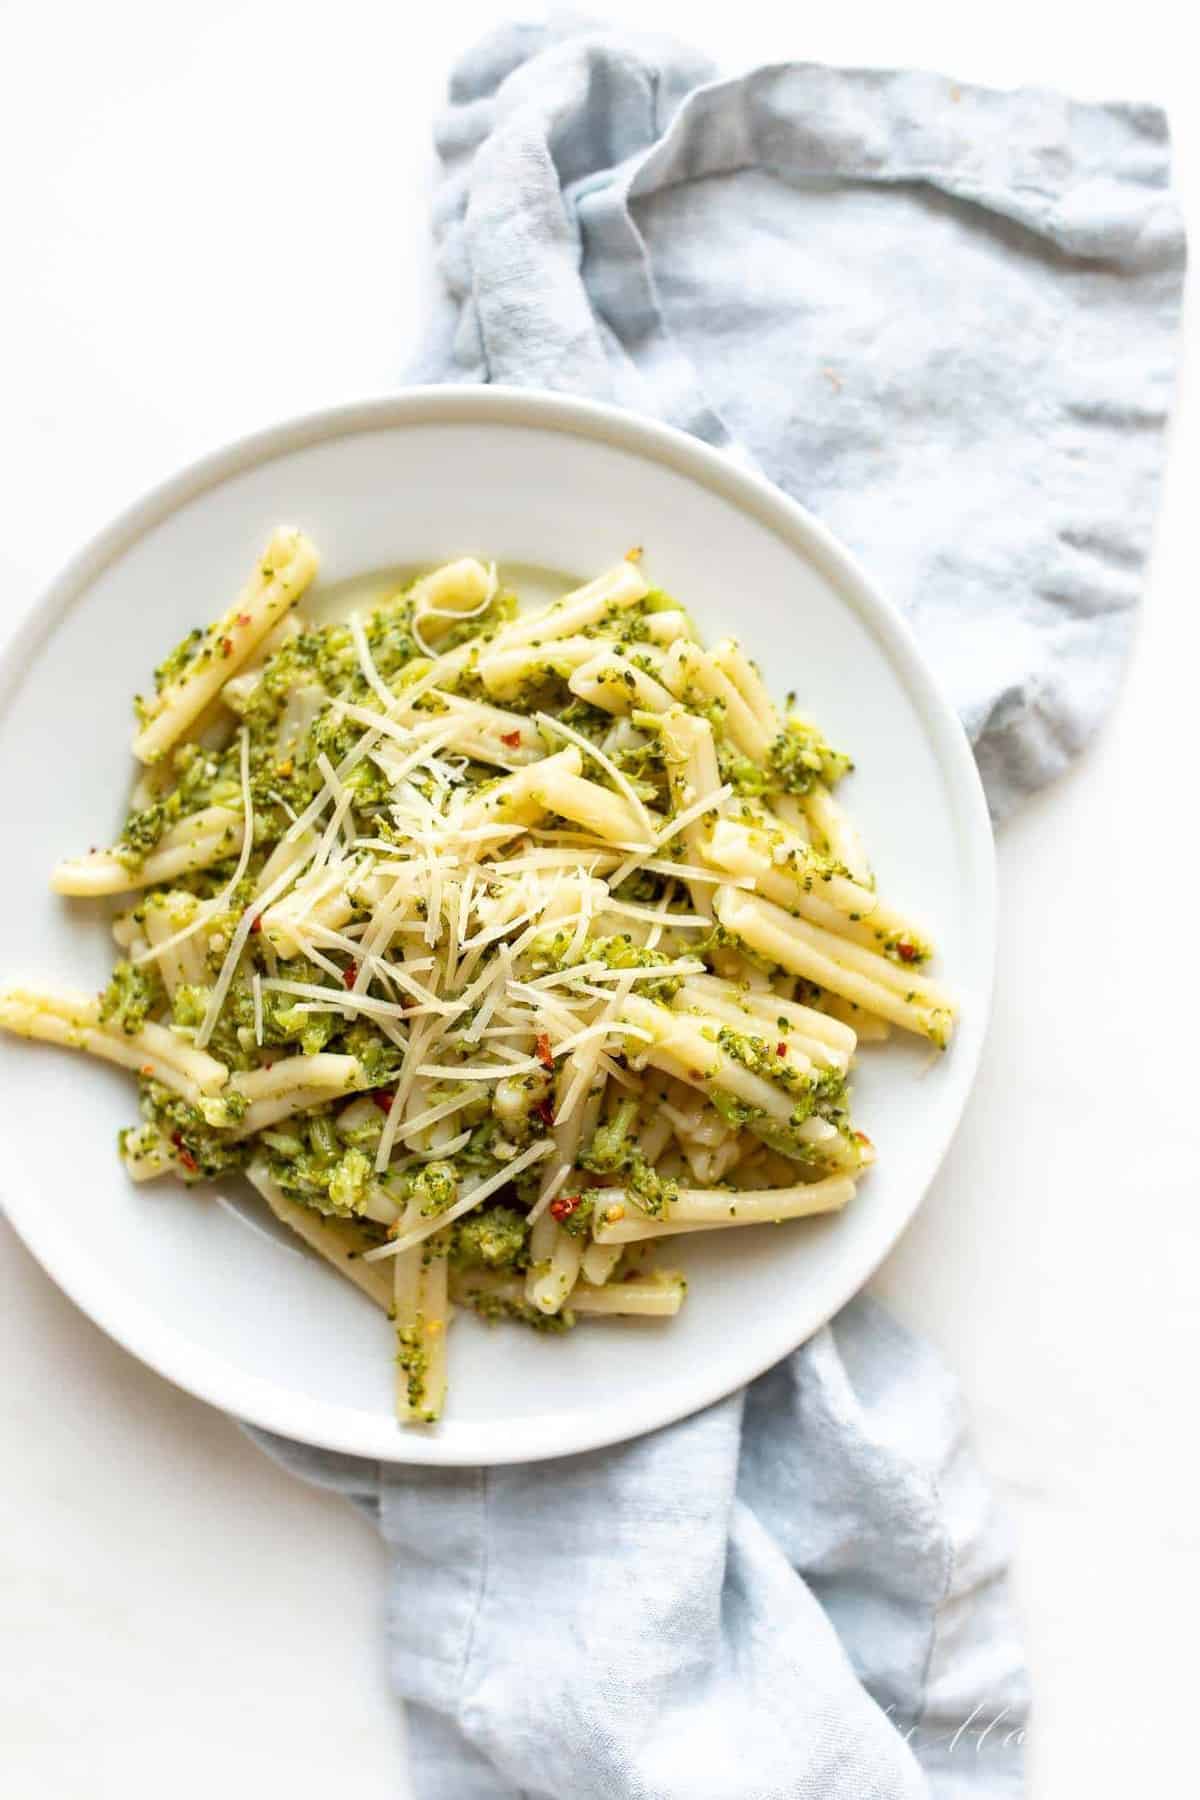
[535,1032,554,1071]
[549,1194,581,1222]
[249,913,262,935]
[343,962,358,990]
[897,940,918,964]
[140,1062,154,1076]
[370,1088,396,1115]
[236,612,252,626]
[171,1132,198,1174]
[854,1130,873,1147]
[534,1096,556,1129]
[776,1042,787,1057]
[500,729,522,748]
[219,636,234,658]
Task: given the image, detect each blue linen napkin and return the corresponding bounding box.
[252,22,1184,1796]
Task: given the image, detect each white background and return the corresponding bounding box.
[0,3,1194,1795]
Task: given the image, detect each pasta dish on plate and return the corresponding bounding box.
[0,530,955,1423]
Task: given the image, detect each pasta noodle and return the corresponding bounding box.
[0,534,955,1425]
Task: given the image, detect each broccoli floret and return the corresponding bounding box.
[171,983,209,1030]
[99,961,163,1036]
[196,1088,250,1129]
[626,1159,677,1217]
[138,1082,250,1182]
[719,748,772,799]
[580,1098,640,1174]
[263,1114,382,1218]
[555,1193,595,1238]
[275,1008,340,1058]
[406,1160,459,1220]
[338,1021,403,1089]
[451,1205,529,1271]
[328,1149,373,1215]
[768,719,852,795]
[579,1099,677,1218]
[116,796,182,866]
[528,932,683,1001]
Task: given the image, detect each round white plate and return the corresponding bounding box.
[0,388,994,1465]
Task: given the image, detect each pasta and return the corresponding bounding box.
[0,532,956,1426]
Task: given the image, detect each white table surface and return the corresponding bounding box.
[1,4,1195,1795]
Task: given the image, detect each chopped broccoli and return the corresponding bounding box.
[171,984,209,1030]
[768,719,852,795]
[116,795,183,867]
[710,1060,850,1165]
[406,1160,459,1219]
[579,1099,677,1218]
[328,1148,373,1215]
[152,626,203,694]
[451,1205,529,1271]
[99,961,162,1036]
[580,1098,640,1173]
[459,1289,574,1333]
[719,748,772,798]
[336,1104,385,1155]
[118,1122,165,1166]
[137,1081,250,1181]
[717,1026,803,1089]
[262,1114,382,1218]
[555,1193,595,1238]
[626,1159,677,1217]
[395,1325,433,1419]
[527,931,683,1001]
[196,1089,250,1129]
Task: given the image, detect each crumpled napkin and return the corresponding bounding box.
[251,21,1185,1797]
[418,23,1184,817]
[257,1295,1028,1798]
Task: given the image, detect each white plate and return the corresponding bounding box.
[0,388,994,1465]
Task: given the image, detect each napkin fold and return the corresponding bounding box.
[252,21,1185,1797]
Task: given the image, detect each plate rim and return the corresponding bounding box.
[0,386,996,1465]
